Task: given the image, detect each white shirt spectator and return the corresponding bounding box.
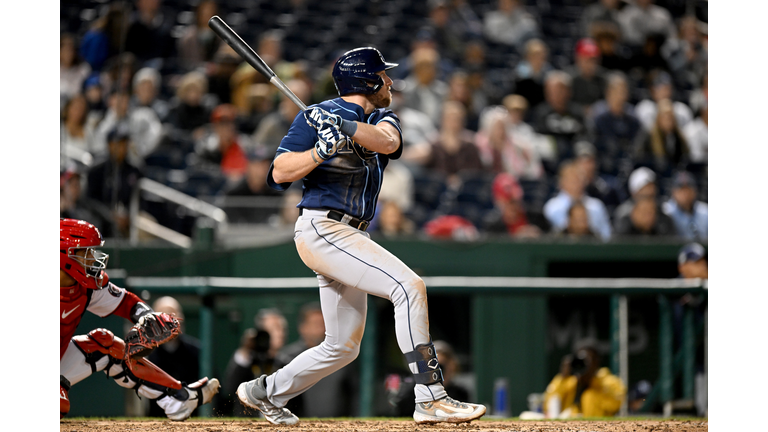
[544,191,613,241]
[683,117,707,163]
[617,1,676,47]
[483,1,539,48]
[635,99,693,132]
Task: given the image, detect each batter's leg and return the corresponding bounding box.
[295,215,446,402]
[265,275,367,407]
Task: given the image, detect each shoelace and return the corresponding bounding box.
[443,397,469,409]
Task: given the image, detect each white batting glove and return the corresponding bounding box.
[314,123,345,161]
[305,107,343,130]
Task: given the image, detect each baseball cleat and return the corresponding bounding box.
[237,374,299,425]
[413,396,487,424]
[167,377,221,421]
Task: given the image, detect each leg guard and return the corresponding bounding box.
[72,328,183,399]
[60,375,71,419]
[404,342,444,385]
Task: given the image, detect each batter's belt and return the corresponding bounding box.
[299,208,370,231]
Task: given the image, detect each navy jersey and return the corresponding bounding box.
[267,98,403,221]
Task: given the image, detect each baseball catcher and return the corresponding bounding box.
[60,218,220,420]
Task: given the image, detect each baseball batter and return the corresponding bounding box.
[59,218,219,420]
[236,47,487,425]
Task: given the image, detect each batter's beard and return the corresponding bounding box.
[367,88,392,109]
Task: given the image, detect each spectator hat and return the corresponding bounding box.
[628,167,656,196]
[83,73,101,90]
[211,104,238,123]
[133,67,161,89]
[107,123,131,143]
[60,168,81,188]
[492,173,524,202]
[575,38,600,58]
[678,242,706,265]
[673,171,697,189]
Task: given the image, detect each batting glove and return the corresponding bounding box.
[305,107,343,130]
[314,123,345,161]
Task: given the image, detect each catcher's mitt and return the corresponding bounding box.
[124,312,181,359]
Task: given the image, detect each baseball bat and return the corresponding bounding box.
[208,15,308,111]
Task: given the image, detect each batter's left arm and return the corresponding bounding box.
[345,121,401,155]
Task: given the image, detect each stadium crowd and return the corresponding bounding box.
[60,0,708,242]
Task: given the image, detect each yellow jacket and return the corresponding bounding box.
[543,367,626,417]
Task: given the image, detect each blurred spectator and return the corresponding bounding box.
[591,22,631,73]
[167,71,211,138]
[422,101,483,190]
[544,161,612,241]
[688,72,707,116]
[483,0,539,49]
[592,72,642,176]
[627,380,653,414]
[677,242,708,279]
[402,47,449,128]
[195,104,252,184]
[83,75,107,126]
[512,39,553,110]
[132,67,170,122]
[100,52,138,96]
[503,94,555,163]
[206,47,241,104]
[424,215,479,241]
[580,0,623,38]
[446,70,483,131]
[568,38,606,118]
[543,346,625,418]
[433,341,471,403]
[635,99,689,172]
[449,0,484,40]
[483,172,544,237]
[374,200,416,238]
[613,196,676,237]
[252,79,311,154]
[86,125,143,238]
[613,166,661,221]
[222,326,274,417]
[61,33,91,104]
[531,71,585,162]
[94,90,164,166]
[628,33,671,88]
[474,106,543,180]
[424,0,466,65]
[617,0,676,48]
[573,141,623,212]
[379,160,415,214]
[79,3,127,72]
[682,105,707,163]
[124,0,176,65]
[635,72,693,132]
[275,303,356,417]
[665,16,708,91]
[61,94,96,167]
[176,0,221,71]
[390,88,438,165]
[60,168,107,230]
[223,148,283,223]
[662,171,707,240]
[147,296,201,418]
[255,29,294,81]
[557,200,596,239]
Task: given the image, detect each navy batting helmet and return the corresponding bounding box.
[332,47,398,96]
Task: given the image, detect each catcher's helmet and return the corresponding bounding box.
[60,218,109,289]
[332,47,398,96]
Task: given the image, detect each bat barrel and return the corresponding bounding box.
[208,15,276,79]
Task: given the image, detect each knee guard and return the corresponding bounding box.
[73,328,183,396]
[404,342,444,385]
[60,375,71,419]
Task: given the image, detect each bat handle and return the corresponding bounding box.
[270,76,308,111]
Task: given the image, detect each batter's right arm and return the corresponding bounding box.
[271,149,324,184]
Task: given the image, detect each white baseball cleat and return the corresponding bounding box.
[237,374,299,425]
[166,377,221,421]
[413,396,487,424]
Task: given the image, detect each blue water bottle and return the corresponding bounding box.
[493,377,509,417]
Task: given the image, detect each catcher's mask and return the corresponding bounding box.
[60,218,109,289]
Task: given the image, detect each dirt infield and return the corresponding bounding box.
[60,419,708,431]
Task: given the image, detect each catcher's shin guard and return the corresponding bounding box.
[404,342,444,385]
[60,375,71,419]
[72,328,183,400]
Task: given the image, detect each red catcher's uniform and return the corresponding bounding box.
[60,274,140,359]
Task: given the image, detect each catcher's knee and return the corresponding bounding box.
[405,341,444,386]
[72,328,126,374]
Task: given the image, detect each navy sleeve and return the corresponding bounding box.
[267,110,317,191]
